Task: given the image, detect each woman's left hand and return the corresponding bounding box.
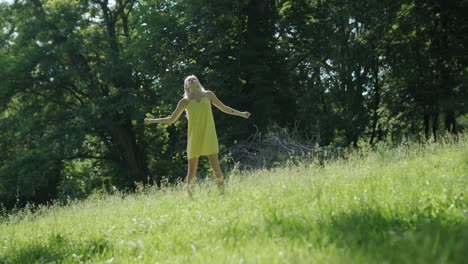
[242,112,251,119]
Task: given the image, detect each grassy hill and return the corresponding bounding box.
[1,137,467,263]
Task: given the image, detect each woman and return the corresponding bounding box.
[144,75,251,196]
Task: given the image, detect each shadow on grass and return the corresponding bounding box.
[1,234,111,263]
[316,210,467,263]
[222,208,468,263]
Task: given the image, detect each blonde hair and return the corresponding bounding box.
[184,75,206,98]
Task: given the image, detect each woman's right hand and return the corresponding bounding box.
[144,118,152,124]
[242,112,251,119]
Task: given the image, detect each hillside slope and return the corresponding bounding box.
[1,138,467,263]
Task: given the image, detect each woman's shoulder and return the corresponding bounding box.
[204,90,216,99]
[178,97,189,106]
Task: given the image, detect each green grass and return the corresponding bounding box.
[1,137,467,263]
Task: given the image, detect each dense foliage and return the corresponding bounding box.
[1,0,467,207]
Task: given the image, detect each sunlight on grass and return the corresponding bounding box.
[1,136,467,263]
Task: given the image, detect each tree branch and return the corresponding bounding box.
[98,0,119,52]
[24,87,78,108]
[62,154,112,161]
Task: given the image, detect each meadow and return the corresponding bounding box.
[1,137,467,263]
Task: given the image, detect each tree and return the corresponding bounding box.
[384,0,468,141]
[0,0,155,207]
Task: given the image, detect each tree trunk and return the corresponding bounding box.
[444,111,457,134]
[96,1,155,188]
[436,1,457,136]
[424,113,430,140]
[106,115,153,188]
[241,0,277,128]
[369,56,381,145]
[377,125,384,141]
[432,113,439,141]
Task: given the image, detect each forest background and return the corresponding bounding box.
[0,0,466,208]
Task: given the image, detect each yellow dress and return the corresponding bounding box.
[186,97,219,159]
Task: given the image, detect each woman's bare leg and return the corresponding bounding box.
[187,157,199,197]
[207,153,224,193]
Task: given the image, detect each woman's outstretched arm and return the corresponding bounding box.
[144,98,188,125]
[207,91,251,119]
